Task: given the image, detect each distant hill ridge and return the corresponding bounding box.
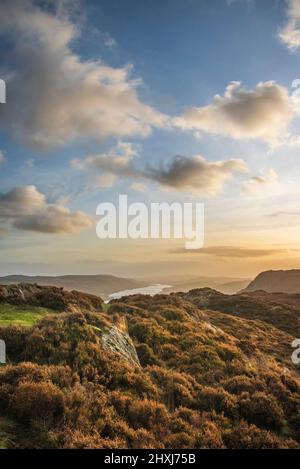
[0,274,146,299]
[180,287,300,336]
[0,283,103,312]
[244,269,300,294]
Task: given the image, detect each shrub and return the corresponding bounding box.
[128,428,160,449]
[223,420,298,449]
[194,420,224,449]
[197,386,238,418]
[239,392,285,430]
[11,381,65,424]
[127,399,169,430]
[136,343,161,366]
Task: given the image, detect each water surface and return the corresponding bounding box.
[107,284,171,302]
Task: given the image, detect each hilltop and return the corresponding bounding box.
[0,284,299,449]
[244,270,300,294]
[156,276,250,295]
[180,287,300,337]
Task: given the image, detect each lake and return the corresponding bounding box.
[106,284,171,303]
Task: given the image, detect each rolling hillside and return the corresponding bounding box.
[0,275,146,299]
[181,287,300,337]
[244,270,300,294]
[0,284,299,448]
[163,277,250,295]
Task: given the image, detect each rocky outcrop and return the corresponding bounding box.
[244,269,300,294]
[101,325,141,367]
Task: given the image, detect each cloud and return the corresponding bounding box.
[243,168,278,195]
[25,158,35,168]
[226,0,253,5]
[0,186,45,218]
[97,173,119,188]
[266,209,300,218]
[0,151,5,165]
[72,143,248,196]
[101,32,117,48]
[0,0,167,149]
[131,182,147,192]
[0,1,293,151]
[279,0,300,50]
[71,141,140,179]
[172,245,294,258]
[0,185,92,234]
[13,205,92,234]
[174,81,293,145]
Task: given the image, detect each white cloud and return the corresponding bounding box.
[74,142,279,197]
[71,141,139,179]
[0,0,294,152]
[174,81,293,146]
[274,133,300,148]
[243,168,278,195]
[97,173,119,188]
[104,37,117,48]
[0,185,92,234]
[13,205,92,234]
[279,0,300,50]
[101,32,117,48]
[0,186,45,218]
[25,158,34,168]
[0,0,168,149]
[0,151,5,165]
[131,182,147,192]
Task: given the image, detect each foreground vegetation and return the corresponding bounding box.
[0,285,299,448]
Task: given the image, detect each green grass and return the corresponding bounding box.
[0,303,53,327]
[101,302,110,312]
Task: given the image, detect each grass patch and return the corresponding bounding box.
[101,302,110,312]
[0,303,53,327]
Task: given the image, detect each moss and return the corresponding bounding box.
[0,303,52,327]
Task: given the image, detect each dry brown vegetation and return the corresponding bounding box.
[0,285,299,448]
[0,284,103,313]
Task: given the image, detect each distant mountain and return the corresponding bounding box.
[0,274,146,299]
[244,269,300,294]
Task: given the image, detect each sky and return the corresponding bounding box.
[1,0,300,280]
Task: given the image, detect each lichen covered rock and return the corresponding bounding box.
[101,325,141,367]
